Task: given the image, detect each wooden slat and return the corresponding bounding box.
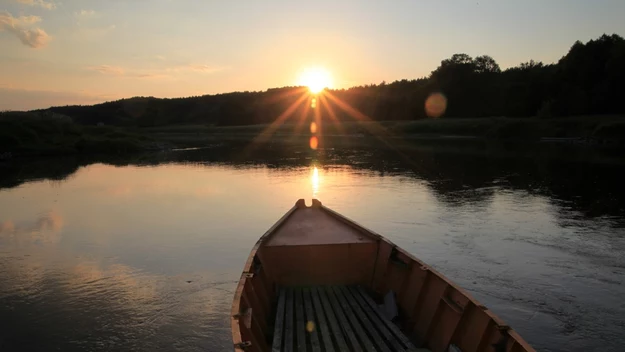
[428,288,465,352]
[371,241,393,292]
[452,304,491,352]
[258,268,275,303]
[313,286,345,351]
[319,286,356,350]
[251,274,270,316]
[275,285,421,352]
[385,260,410,304]
[481,321,509,352]
[400,265,428,316]
[302,288,322,352]
[413,275,449,344]
[244,279,267,332]
[285,288,295,352]
[355,286,417,350]
[295,288,307,352]
[272,288,286,352]
[507,330,534,352]
[476,321,496,352]
[347,286,416,352]
[239,296,263,352]
[310,287,335,352]
[328,286,377,352]
[336,286,393,352]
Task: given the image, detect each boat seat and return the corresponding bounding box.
[271,285,420,352]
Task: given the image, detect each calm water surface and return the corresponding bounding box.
[0,143,624,352]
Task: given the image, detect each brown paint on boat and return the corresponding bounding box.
[231,199,535,352]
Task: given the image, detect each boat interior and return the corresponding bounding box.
[231,199,533,352]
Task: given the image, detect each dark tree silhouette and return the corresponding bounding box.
[31,34,625,127]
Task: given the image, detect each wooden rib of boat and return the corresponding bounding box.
[231,199,535,352]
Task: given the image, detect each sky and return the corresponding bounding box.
[1,0,624,110]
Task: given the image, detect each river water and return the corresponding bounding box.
[0,141,624,352]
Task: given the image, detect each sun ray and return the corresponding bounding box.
[313,95,323,148]
[324,91,373,122]
[319,94,345,136]
[264,87,309,105]
[324,90,393,139]
[249,92,308,146]
[323,91,420,167]
[293,95,313,137]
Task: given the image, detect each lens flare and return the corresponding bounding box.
[309,136,318,150]
[306,321,315,332]
[310,122,317,133]
[311,98,317,109]
[425,93,448,118]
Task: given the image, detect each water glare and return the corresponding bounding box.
[309,136,318,150]
[311,166,320,197]
[310,122,317,134]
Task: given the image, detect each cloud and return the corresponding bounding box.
[12,15,41,25]
[75,9,95,17]
[88,65,125,75]
[85,63,228,80]
[87,65,168,79]
[16,0,56,10]
[0,87,115,110]
[183,64,227,74]
[0,11,50,48]
[0,210,64,244]
[74,9,96,21]
[132,73,169,79]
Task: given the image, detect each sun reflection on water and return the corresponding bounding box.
[311,166,320,197]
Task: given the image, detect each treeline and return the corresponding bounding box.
[0,111,161,155]
[42,34,625,127]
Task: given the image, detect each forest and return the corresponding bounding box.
[36,34,625,127]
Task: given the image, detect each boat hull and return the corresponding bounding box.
[231,200,535,352]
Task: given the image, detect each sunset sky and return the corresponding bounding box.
[1,0,624,110]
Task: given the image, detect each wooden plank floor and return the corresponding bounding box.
[272,286,419,352]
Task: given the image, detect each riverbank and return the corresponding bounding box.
[1,112,623,158]
[147,115,625,147]
[0,112,169,157]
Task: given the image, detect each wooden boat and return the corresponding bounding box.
[231,199,535,352]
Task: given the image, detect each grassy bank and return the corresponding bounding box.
[390,115,625,142]
[2,112,623,157]
[144,115,625,146]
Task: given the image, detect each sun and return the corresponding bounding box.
[298,67,332,94]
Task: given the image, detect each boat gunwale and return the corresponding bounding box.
[231,199,535,352]
[231,201,301,350]
[320,202,535,352]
